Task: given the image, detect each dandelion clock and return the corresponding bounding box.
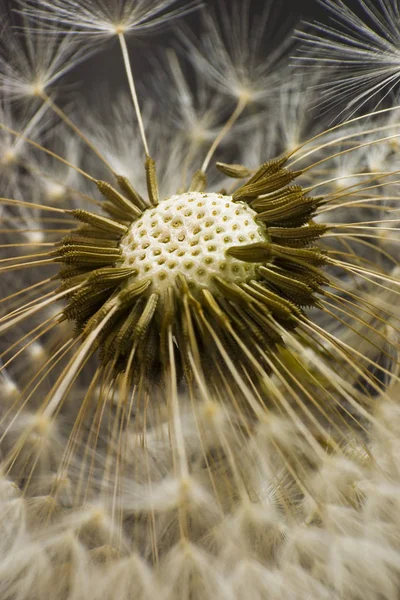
[0,0,399,598]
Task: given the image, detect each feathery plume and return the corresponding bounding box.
[0,1,399,599]
[296,0,400,113]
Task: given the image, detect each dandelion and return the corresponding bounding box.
[20,0,203,38]
[296,0,400,114]
[0,1,400,599]
[0,16,87,100]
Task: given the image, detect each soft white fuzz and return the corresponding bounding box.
[0,1,399,599]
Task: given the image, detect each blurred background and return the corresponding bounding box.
[0,0,364,97]
[70,0,351,88]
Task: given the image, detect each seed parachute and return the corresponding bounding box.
[0,1,399,599]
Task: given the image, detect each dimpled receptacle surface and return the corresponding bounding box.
[119,192,268,293]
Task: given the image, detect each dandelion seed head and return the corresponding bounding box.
[119,191,266,294]
[0,0,400,598]
[27,340,46,360]
[1,148,17,166]
[0,23,85,101]
[43,180,69,202]
[20,0,203,39]
[181,0,291,104]
[0,377,19,398]
[296,0,400,114]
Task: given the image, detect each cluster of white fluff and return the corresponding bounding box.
[1,385,400,600]
[0,1,399,599]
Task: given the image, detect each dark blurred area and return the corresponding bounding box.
[1,0,363,96]
[73,0,333,86]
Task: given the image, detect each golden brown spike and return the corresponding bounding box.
[216,162,251,179]
[145,156,159,206]
[226,242,272,262]
[96,180,142,219]
[189,169,208,192]
[116,174,148,210]
[69,210,128,236]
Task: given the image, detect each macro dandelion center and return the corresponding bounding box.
[58,157,327,386]
[0,0,400,599]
